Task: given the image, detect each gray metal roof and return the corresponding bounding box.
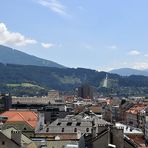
[1,127,32,145]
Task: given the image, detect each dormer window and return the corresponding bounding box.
[76,122,81,126]
[57,122,61,126]
[67,122,72,126]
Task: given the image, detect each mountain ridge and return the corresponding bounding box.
[0,45,65,68]
[0,63,148,90]
[109,68,148,76]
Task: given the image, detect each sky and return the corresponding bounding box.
[0,0,148,71]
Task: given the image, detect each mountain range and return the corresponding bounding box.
[1,44,148,97]
[0,45,64,68]
[1,63,148,94]
[1,44,148,77]
[109,68,148,76]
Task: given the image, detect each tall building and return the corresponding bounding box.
[78,84,93,99]
[0,94,12,111]
[48,90,59,99]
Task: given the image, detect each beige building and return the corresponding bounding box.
[126,104,145,127]
[0,127,36,148]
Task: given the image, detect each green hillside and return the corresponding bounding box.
[0,63,148,96]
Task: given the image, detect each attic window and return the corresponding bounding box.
[57,122,61,126]
[76,122,81,126]
[67,122,72,126]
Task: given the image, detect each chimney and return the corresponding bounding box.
[11,130,21,146]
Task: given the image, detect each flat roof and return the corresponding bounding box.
[116,123,143,135]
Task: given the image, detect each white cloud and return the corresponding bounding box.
[128,50,141,56]
[38,0,67,16]
[97,67,114,72]
[132,62,148,70]
[108,45,117,49]
[0,23,37,46]
[41,42,54,48]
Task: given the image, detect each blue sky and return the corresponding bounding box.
[0,0,148,71]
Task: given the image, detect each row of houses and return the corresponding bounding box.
[0,91,148,147]
[0,108,147,148]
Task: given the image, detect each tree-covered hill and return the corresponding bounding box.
[1,63,148,94]
[0,64,107,90]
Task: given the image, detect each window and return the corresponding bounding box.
[62,128,64,132]
[74,128,77,132]
[76,122,81,126]
[2,141,5,145]
[24,127,27,130]
[67,122,72,126]
[86,128,89,132]
[46,128,49,132]
[57,122,61,126]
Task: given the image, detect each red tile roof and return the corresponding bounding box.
[129,135,145,147]
[0,110,38,128]
[126,104,145,115]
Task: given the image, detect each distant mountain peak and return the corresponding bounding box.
[0,45,65,68]
[109,68,148,76]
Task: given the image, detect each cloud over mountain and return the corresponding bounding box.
[0,23,37,46]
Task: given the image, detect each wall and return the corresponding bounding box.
[0,132,19,148]
[111,127,124,148]
[93,131,109,148]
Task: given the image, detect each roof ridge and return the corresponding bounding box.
[17,112,26,121]
[25,120,35,128]
[17,112,35,128]
[32,111,38,118]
